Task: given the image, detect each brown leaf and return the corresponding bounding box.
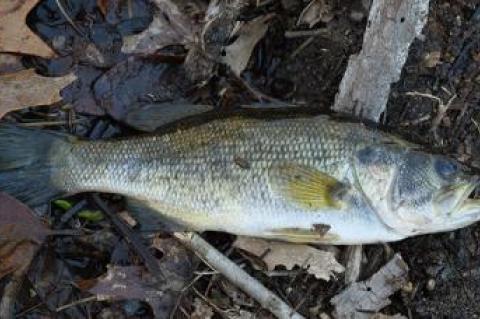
[83,237,195,317]
[0,0,55,58]
[97,0,109,16]
[233,237,344,281]
[84,265,176,318]
[0,192,50,279]
[0,69,76,119]
[121,0,199,55]
[297,0,334,28]
[223,14,274,76]
[0,53,25,75]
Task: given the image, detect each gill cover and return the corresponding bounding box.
[352,144,433,235]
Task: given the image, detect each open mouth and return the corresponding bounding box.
[453,176,480,216]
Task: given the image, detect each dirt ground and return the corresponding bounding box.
[1,0,480,318]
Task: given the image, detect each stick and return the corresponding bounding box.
[332,0,430,122]
[92,195,165,282]
[173,232,305,319]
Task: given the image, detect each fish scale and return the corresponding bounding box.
[50,116,395,242]
[2,115,478,244]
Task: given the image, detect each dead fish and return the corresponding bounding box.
[0,115,479,244]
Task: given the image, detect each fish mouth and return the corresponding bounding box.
[449,176,480,216]
[435,176,479,216]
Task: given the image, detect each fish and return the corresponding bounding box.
[0,115,479,244]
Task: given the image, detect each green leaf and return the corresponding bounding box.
[53,199,73,211]
[78,210,104,222]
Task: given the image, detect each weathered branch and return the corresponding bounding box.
[332,0,430,122]
[173,232,305,319]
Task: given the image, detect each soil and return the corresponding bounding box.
[1,0,480,318]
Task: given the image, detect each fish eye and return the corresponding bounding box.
[434,158,459,179]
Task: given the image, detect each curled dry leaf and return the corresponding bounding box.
[121,0,198,55]
[0,192,50,279]
[223,14,274,76]
[331,254,409,319]
[297,0,334,28]
[233,237,344,281]
[0,69,76,119]
[0,0,55,58]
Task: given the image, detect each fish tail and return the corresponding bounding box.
[0,124,76,206]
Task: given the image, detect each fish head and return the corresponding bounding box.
[353,144,480,236]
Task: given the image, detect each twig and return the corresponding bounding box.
[400,114,431,126]
[173,232,306,319]
[289,36,316,59]
[91,195,165,282]
[55,0,87,38]
[57,199,87,227]
[56,296,97,312]
[284,29,329,38]
[0,268,28,319]
[17,119,87,127]
[232,71,291,106]
[405,91,457,140]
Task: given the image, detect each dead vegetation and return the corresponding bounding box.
[0,0,479,318]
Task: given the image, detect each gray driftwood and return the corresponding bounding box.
[332,0,430,122]
[331,254,409,319]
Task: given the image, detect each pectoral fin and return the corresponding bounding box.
[268,163,347,210]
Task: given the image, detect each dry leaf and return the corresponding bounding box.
[0,0,55,58]
[331,254,409,319]
[0,53,25,75]
[84,265,169,316]
[122,0,198,55]
[0,69,76,119]
[423,51,442,68]
[297,0,334,28]
[0,192,50,279]
[97,0,109,16]
[191,298,214,319]
[223,14,273,75]
[233,237,344,281]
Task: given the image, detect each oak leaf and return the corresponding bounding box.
[0,0,55,58]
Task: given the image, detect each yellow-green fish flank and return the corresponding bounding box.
[1,115,479,244]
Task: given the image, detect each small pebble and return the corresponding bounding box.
[426,278,436,291]
[402,281,414,293]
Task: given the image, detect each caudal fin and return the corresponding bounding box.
[0,125,75,206]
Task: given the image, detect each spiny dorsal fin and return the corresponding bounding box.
[268,163,347,210]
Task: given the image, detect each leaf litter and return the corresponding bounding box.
[233,237,344,281]
[0,69,76,119]
[0,0,55,58]
[1,0,479,318]
[0,192,51,279]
